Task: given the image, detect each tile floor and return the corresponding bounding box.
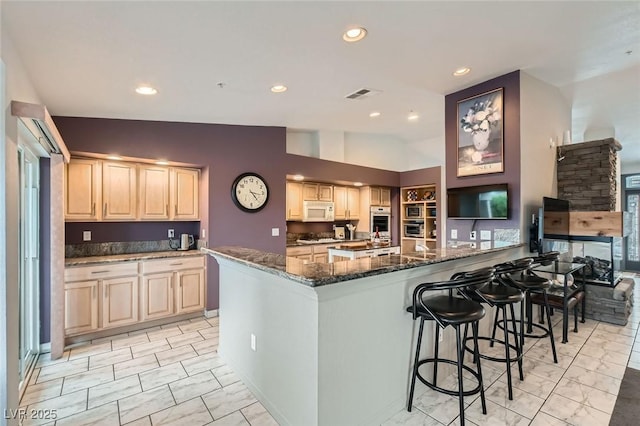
[21,278,640,426]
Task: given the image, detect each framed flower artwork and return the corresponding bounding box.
[457,88,504,177]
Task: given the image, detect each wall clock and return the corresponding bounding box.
[231,172,269,212]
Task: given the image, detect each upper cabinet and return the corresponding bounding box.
[369,187,391,207]
[65,158,200,222]
[171,168,200,220]
[334,186,360,220]
[65,159,101,221]
[286,181,304,221]
[302,183,333,201]
[102,161,137,221]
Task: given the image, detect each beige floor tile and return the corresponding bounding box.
[62,365,114,394]
[540,393,610,426]
[571,353,627,379]
[114,354,159,380]
[199,326,220,340]
[123,417,152,426]
[464,398,529,426]
[129,326,161,336]
[156,345,198,366]
[182,352,225,376]
[240,402,279,426]
[139,362,187,391]
[202,382,257,420]
[167,331,204,348]
[563,364,622,395]
[581,337,633,356]
[381,409,441,426]
[485,380,546,420]
[119,384,176,424]
[111,333,151,350]
[147,326,184,342]
[131,339,172,358]
[22,390,88,426]
[553,378,618,414]
[499,370,557,399]
[411,386,467,425]
[179,319,211,333]
[89,347,132,370]
[92,332,130,344]
[55,400,119,426]
[212,365,240,387]
[209,411,249,426]
[68,341,113,361]
[206,317,220,326]
[162,320,191,329]
[191,339,218,355]
[169,371,221,404]
[150,396,213,426]
[20,378,63,406]
[37,358,88,383]
[529,411,570,425]
[35,351,70,368]
[88,374,142,409]
[578,345,631,366]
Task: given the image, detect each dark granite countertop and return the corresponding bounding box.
[202,244,524,287]
[286,239,370,248]
[65,250,203,266]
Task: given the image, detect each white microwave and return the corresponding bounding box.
[303,201,335,222]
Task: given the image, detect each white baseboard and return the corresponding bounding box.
[204,309,219,318]
[40,342,51,354]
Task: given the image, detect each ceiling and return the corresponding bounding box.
[3,1,640,166]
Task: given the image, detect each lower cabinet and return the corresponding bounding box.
[64,255,206,337]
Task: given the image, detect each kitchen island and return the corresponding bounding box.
[203,244,526,426]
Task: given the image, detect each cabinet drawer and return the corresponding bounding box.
[142,255,205,274]
[65,261,139,282]
[286,246,312,257]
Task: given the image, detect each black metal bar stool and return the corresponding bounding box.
[461,258,531,400]
[407,267,495,426]
[502,252,560,364]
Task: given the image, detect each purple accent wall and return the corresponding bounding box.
[54,117,288,310]
[444,71,521,241]
[40,159,51,343]
[65,221,200,244]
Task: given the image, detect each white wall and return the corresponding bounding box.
[520,72,571,235]
[1,26,43,423]
[404,136,446,171]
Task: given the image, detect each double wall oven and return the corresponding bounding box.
[370,206,391,240]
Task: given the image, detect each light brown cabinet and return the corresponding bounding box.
[334,186,360,220]
[101,276,139,328]
[102,161,137,221]
[370,187,391,207]
[65,159,101,221]
[141,272,174,321]
[302,183,333,201]
[139,166,171,220]
[171,168,200,220]
[286,181,304,221]
[176,269,206,314]
[64,280,99,335]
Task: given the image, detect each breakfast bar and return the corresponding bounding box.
[203,244,526,426]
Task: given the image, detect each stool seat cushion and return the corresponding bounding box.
[509,273,550,290]
[408,296,485,325]
[476,283,524,304]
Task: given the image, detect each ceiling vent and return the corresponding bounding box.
[345,88,382,100]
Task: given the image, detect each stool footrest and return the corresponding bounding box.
[416,358,483,397]
[464,337,522,364]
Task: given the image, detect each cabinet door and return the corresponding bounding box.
[317,184,333,201]
[65,159,101,221]
[171,168,200,220]
[286,182,303,220]
[64,280,99,335]
[380,188,391,206]
[313,253,328,263]
[370,187,381,206]
[139,166,170,220]
[302,183,319,201]
[347,187,360,219]
[141,272,174,321]
[176,269,205,314]
[102,276,139,328]
[333,186,348,220]
[102,161,137,220]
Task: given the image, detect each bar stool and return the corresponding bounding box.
[407,267,495,426]
[462,258,531,400]
[503,252,560,363]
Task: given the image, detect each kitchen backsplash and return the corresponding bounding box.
[65,239,204,258]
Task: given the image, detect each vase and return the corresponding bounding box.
[472,131,490,151]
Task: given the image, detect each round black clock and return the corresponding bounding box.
[231,172,269,212]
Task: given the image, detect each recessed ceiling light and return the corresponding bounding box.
[369,111,381,118]
[293,174,304,181]
[453,67,471,77]
[271,85,288,93]
[135,85,158,95]
[155,160,169,166]
[353,182,363,187]
[106,155,122,161]
[343,27,367,43]
[408,111,419,121]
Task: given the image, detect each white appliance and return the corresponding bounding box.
[303,201,335,222]
[405,205,423,218]
[370,206,391,240]
[404,222,425,238]
[180,234,194,250]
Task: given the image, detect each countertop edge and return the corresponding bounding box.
[65,250,204,266]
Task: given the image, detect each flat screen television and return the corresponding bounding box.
[541,196,570,239]
[447,184,508,219]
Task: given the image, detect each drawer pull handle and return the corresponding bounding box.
[175,205,178,216]
[170,262,183,266]
[91,270,110,274]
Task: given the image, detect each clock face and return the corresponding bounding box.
[231,173,269,212]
